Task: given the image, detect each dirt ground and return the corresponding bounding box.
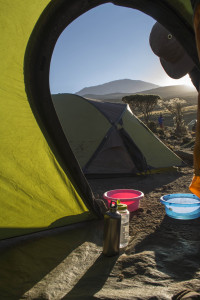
[87,164,200,300]
[84,126,200,300]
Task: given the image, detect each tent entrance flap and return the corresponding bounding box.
[118,128,148,173]
[1,0,194,240]
[84,128,138,175]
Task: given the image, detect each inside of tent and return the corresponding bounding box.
[1,0,198,241]
[1,0,200,299]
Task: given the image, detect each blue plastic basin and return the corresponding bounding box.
[160,193,200,220]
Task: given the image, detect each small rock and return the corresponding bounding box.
[162,185,168,191]
[117,274,124,282]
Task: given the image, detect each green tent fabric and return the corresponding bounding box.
[0,0,99,240]
[52,94,184,177]
[0,0,199,241]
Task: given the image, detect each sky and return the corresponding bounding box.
[49,3,194,94]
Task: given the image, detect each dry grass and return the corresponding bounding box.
[135,104,197,127]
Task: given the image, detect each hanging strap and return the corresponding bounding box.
[190,2,200,197]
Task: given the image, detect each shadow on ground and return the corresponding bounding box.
[62,254,118,300]
[88,168,187,198]
[128,215,200,281]
[0,220,104,300]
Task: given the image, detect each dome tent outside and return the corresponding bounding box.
[52,93,184,178]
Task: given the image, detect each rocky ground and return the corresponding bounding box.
[86,127,200,299]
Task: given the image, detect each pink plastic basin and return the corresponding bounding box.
[103,189,144,212]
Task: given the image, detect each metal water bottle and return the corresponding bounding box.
[103,200,121,256]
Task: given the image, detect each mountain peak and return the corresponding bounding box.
[76,79,160,96]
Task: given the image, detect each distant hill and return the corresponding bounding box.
[138,85,197,100]
[83,84,198,105]
[76,79,159,96]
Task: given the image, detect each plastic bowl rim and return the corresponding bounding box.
[160,193,200,207]
[103,189,144,201]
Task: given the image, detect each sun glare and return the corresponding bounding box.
[160,74,195,88]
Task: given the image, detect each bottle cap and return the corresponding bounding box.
[117,203,128,210]
[117,199,121,205]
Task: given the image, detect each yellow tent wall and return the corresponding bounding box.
[0,0,96,240]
